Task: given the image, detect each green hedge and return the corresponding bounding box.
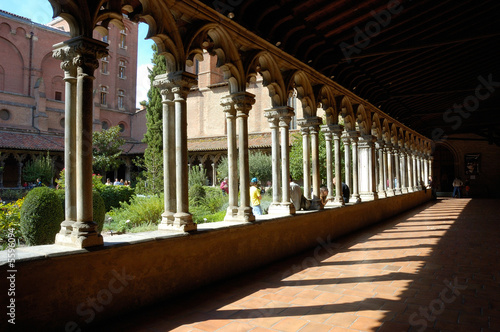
[55,189,106,233]
[20,187,63,245]
[97,185,135,212]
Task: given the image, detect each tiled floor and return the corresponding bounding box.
[94,198,500,332]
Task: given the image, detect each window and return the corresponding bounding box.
[100,86,108,106]
[118,90,125,109]
[102,35,108,43]
[101,121,109,130]
[60,118,65,128]
[119,29,126,48]
[118,60,126,79]
[118,123,125,132]
[55,91,62,101]
[0,109,10,121]
[101,56,109,74]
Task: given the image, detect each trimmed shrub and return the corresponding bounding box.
[189,184,206,205]
[93,191,106,233]
[20,187,63,246]
[98,185,135,212]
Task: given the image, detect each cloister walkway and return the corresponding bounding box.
[94,198,500,332]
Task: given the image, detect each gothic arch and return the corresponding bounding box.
[354,104,371,136]
[318,85,337,125]
[287,71,316,118]
[382,119,391,143]
[336,96,355,131]
[246,51,287,107]
[371,112,383,140]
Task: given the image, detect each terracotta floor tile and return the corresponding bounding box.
[324,313,358,327]
[192,319,230,331]
[299,322,334,332]
[270,317,308,331]
[349,316,382,331]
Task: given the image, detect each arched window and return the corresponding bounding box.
[0,109,10,121]
[0,66,4,91]
[118,90,125,109]
[101,56,109,74]
[118,123,125,132]
[118,60,126,79]
[101,120,109,130]
[119,29,126,49]
[100,86,108,106]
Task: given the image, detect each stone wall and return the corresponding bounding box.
[0,190,431,331]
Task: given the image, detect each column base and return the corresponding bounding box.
[386,189,395,197]
[401,187,409,194]
[238,206,255,222]
[58,219,75,236]
[224,206,240,221]
[309,197,324,210]
[360,192,378,201]
[407,187,415,193]
[350,195,361,203]
[55,232,103,248]
[394,188,402,195]
[325,199,344,208]
[158,211,175,230]
[378,190,387,198]
[267,202,296,215]
[172,212,197,232]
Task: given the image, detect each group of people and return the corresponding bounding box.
[452,176,471,198]
[221,175,351,216]
[106,178,130,186]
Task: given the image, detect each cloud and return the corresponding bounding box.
[136,64,152,107]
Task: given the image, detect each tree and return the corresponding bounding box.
[22,152,55,185]
[92,126,125,177]
[216,151,272,185]
[135,44,167,195]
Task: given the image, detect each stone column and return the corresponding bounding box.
[265,110,282,212]
[53,47,77,236]
[385,144,395,197]
[310,123,323,210]
[235,92,256,222]
[394,148,402,195]
[342,133,352,194]
[173,72,197,230]
[16,159,24,188]
[332,127,344,206]
[400,150,407,193]
[376,141,386,198]
[429,156,434,183]
[211,162,217,187]
[300,126,311,200]
[322,126,335,205]
[350,134,361,203]
[358,135,378,201]
[54,37,106,247]
[407,150,414,192]
[412,152,418,191]
[158,87,176,228]
[221,96,238,221]
[278,108,295,214]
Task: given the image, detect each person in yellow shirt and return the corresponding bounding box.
[250,177,262,215]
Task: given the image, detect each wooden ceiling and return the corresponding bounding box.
[199,0,500,144]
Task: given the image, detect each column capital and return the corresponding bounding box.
[384,143,393,151]
[221,95,236,116]
[53,36,108,75]
[297,116,322,128]
[231,91,256,117]
[154,71,197,100]
[375,140,385,149]
[160,88,174,103]
[358,134,376,147]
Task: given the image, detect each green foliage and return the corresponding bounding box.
[97,185,135,212]
[135,44,167,195]
[0,189,28,201]
[108,195,163,232]
[20,187,63,246]
[92,126,125,176]
[289,130,345,186]
[22,152,55,184]
[217,151,272,184]
[55,169,104,190]
[0,198,24,246]
[189,165,209,187]
[189,184,206,206]
[190,186,228,224]
[93,191,106,233]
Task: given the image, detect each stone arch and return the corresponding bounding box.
[0,37,24,94]
[287,71,316,118]
[390,123,399,146]
[382,119,391,143]
[246,51,287,107]
[354,104,371,136]
[336,95,355,130]
[371,112,383,140]
[186,24,245,93]
[318,85,337,125]
[398,128,405,148]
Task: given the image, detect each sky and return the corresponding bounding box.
[0,0,154,107]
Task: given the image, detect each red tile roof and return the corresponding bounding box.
[0,130,300,154]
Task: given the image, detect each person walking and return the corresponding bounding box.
[220,177,229,195]
[290,176,302,210]
[452,176,463,198]
[250,177,263,215]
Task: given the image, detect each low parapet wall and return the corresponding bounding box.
[0,190,431,331]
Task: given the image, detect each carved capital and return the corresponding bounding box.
[155,71,197,100]
[53,37,107,76]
